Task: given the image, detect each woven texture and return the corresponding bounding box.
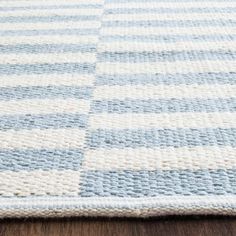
[0,0,236,218]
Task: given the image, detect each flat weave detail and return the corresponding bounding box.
[0,0,236,218]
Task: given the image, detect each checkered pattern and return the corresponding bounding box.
[0,0,236,218]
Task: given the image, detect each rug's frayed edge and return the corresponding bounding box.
[0,196,236,218]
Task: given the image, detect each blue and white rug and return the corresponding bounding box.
[0,0,236,218]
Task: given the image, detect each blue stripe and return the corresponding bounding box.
[0,114,88,131]
[101,35,236,43]
[0,44,97,54]
[0,4,103,11]
[80,169,236,197]
[0,149,84,171]
[105,8,236,14]
[91,98,236,113]
[95,73,236,86]
[0,15,99,23]
[87,128,236,148]
[103,20,236,27]
[0,29,99,36]
[98,51,236,63]
[0,86,92,100]
[0,63,95,75]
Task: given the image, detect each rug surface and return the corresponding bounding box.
[0,0,236,218]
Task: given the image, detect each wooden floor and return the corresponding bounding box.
[0,216,236,236]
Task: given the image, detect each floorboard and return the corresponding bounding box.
[1,216,236,236]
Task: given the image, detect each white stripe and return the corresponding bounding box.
[97,61,236,74]
[0,8,102,17]
[101,27,236,35]
[0,53,96,64]
[83,147,236,171]
[0,170,81,197]
[0,0,103,7]
[0,99,90,115]
[0,21,101,30]
[93,84,236,99]
[0,128,86,150]
[1,195,236,206]
[98,41,236,52]
[0,36,98,45]
[0,74,95,87]
[0,35,98,45]
[1,196,236,217]
[103,13,236,21]
[89,113,236,129]
[105,2,236,9]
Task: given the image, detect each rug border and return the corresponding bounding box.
[0,195,236,218]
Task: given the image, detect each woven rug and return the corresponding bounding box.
[0,0,236,218]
